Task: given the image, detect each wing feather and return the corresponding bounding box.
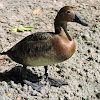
[7,32,54,64]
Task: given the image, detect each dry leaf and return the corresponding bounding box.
[0,17,7,23]
[56,68,60,71]
[92,5,99,10]
[0,55,9,64]
[10,25,34,32]
[10,15,18,20]
[32,8,42,15]
[17,95,22,100]
[96,21,100,22]
[8,93,12,96]
[89,52,97,55]
[0,60,4,64]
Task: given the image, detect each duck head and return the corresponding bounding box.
[54,6,89,35]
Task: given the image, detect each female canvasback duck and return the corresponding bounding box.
[0,6,89,92]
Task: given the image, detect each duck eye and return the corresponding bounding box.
[67,10,71,14]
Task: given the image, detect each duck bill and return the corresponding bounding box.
[73,13,89,27]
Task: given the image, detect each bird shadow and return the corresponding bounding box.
[0,66,40,86]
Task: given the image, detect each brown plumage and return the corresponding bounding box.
[0,6,89,91]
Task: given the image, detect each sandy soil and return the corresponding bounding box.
[0,0,100,100]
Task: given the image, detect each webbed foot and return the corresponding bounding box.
[44,66,68,87]
[47,76,68,87]
[23,80,44,92]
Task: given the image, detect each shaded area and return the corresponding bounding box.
[0,66,40,85]
[0,66,68,92]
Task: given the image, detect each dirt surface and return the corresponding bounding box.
[0,0,100,100]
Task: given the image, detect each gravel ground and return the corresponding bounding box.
[0,0,100,100]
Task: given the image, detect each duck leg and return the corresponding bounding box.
[44,66,68,87]
[22,65,27,79]
[23,65,44,92]
[23,66,68,92]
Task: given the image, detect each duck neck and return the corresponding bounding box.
[54,22,72,41]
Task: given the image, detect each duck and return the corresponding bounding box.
[0,6,89,92]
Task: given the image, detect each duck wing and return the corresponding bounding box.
[6,32,54,65]
[21,32,53,41]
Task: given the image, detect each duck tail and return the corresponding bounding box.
[0,52,7,55]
